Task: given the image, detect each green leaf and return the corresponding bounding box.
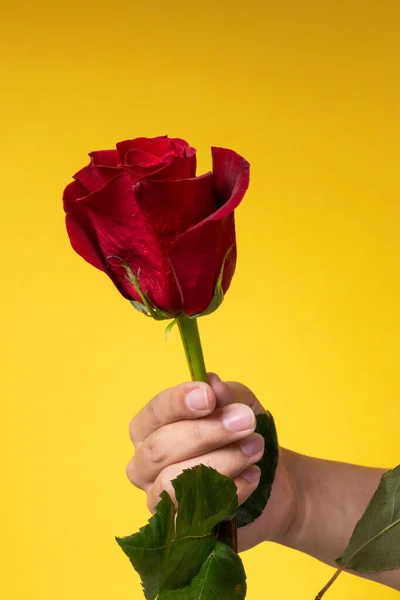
[236,412,279,528]
[191,247,233,318]
[173,464,238,537]
[336,464,400,573]
[116,490,176,600]
[117,465,241,600]
[157,541,246,599]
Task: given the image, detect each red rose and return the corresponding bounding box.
[63,136,250,316]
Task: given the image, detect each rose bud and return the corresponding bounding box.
[63,136,250,318]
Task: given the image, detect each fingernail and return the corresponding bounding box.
[222,406,255,432]
[185,386,210,412]
[242,466,261,483]
[240,435,264,457]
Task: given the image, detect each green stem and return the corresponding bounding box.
[177,314,238,553]
[177,315,208,382]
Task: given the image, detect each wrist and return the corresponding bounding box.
[262,448,307,546]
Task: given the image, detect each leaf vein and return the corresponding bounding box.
[124,533,214,553]
[348,517,400,566]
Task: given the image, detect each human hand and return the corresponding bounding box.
[126,374,298,551]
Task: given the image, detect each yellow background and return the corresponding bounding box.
[1,0,399,598]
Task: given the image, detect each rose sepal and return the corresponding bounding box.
[189,246,233,319]
[106,255,177,320]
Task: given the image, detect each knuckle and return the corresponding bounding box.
[192,419,205,444]
[144,431,168,465]
[146,396,163,429]
[125,458,142,488]
[203,450,220,469]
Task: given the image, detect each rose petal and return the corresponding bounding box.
[80,172,183,311]
[169,216,237,315]
[169,147,249,315]
[123,150,176,178]
[170,138,194,158]
[133,172,215,243]
[74,160,122,193]
[124,149,167,167]
[66,211,131,298]
[63,179,89,212]
[210,147,250,215]
[65,211,107,271]
[183,144,197,158]
[169,139,195,157]
[116,136,170,163]
[136,153,197,181]
[89,149,119,167]
[114,137,195,179]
